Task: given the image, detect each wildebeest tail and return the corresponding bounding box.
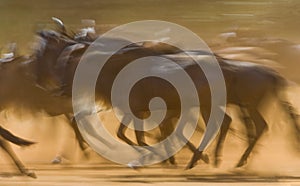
[0,126,36,146]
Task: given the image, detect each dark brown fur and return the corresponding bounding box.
[34,29,300,169]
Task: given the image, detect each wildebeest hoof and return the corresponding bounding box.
[185,151,202,170]
[168,156,177,166]
[25,171,37,179]
[22,168,37,179]
[236,159,247,168]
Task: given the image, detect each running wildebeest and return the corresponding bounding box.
[0,52,36,178]
[186,57,300,169]
[0,43,89,164]
[34,24,210,165]
[35,28,297,169]
[35,26,300,169]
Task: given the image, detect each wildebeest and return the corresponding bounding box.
[0,53,36,178]
[0,44,88,165]
[28,17,300,169]
[33,25,300,170]
[186,57,300,169]
[0,52,36,177]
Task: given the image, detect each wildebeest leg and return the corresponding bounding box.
[132,112,169,161]
[280,101,300,145]
[185,107,212,169]
[135,126,147,146]
[158,110,205,165]
[0,136,36,178]
[172,110,203,153]
[116,112,166,160]
[117,115,136,145]
[68,115,88,151]
[158,112,179,165]
[214,113,232,167]
[236,108,267,167]
[132,112,151,146]
[117,124,136,146]
[239,106,256,145]
[69,115,92,160]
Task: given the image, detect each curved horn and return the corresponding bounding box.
[52,17,67,34]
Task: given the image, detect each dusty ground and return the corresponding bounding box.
[1,163,300,185]
[1,105,300,185]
